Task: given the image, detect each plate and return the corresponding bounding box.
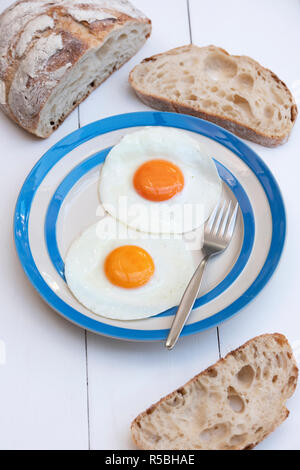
[14,112,286,341]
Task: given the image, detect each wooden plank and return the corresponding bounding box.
[79,0,220,450]
[87,331,220,450]
[0,0,88,450]
[190,0,300,450]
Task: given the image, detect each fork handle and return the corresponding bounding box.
[165,256,208,350]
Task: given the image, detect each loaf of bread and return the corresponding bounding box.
[131,334,298,450]
[0,0,151,137]
[129,45,298,147]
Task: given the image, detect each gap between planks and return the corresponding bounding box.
[77,103,91,449]
[187,0,221,359]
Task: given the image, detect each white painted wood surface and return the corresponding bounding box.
[0,1,88,451]
[189,0,300,450]
[0,0,299,450]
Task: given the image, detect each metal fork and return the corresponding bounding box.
[165,196,239,350]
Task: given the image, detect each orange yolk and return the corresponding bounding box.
[133,159,184,202]
[104,245,155,289]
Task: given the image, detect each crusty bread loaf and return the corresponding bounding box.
[131,334,298,450]
[0,0,151,137]
[129,45,298,147]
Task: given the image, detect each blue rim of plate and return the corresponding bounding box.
[44,151,255,317]
[14,112,286,341]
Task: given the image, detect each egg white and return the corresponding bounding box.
[99,127,222,234]
[64,218,195,320]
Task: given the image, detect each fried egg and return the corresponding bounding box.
[64,217,195,320]
[99,127,222,234]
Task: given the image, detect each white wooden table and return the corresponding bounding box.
[0,0,300,450]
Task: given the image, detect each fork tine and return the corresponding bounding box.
[212,200,226,234]
[206,200,220,232]
[225,203,239,239]
[217,201,232,237]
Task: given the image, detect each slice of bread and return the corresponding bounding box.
[129,45,298,147]
[131,334,298,450]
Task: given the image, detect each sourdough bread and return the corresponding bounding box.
[0,0,151,137]
[131,334,298,450]
[129,45,297,147]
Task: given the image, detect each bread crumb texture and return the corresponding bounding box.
[131,334,298,450]
[130,45,298,147]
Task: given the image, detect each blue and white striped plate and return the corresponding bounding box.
[14,112,286,341]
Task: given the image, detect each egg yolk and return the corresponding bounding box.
[133,159,184,202]
[104,245,155,289]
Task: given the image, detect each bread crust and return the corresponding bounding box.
[0,0,151,137]
[131,333,298,450]
[129,45,298,147]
